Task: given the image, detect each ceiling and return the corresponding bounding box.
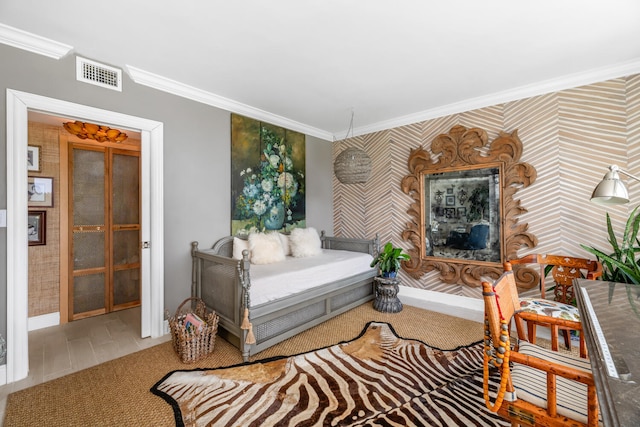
[2,1,640,140]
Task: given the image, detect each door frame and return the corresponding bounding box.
[6,89,165,384]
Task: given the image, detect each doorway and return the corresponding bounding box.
[6,89,165,384]
[69,142,141,320]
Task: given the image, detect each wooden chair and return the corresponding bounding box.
[509,254,603,357]
[482,262,599,427]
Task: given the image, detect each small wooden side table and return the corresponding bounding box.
[373,277,403,313]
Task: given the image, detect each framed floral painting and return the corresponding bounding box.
[231,114,306,236]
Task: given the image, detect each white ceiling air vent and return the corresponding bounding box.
[76,57,122,91]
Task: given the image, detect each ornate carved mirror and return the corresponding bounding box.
[401,125,537,286]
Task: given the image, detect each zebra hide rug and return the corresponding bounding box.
[152,322,508,427]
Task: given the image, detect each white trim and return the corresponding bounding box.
[347,58,640,138]
[28,312,60,331]
[0,365,6,386]
[5,20,638,143]
[6,20,638,144]
[399,285,551,341]
[125,65,334,142]
[399,285,484,323]
[0,23,73,59]
[5,89,165,384]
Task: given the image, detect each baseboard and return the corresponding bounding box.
[0,364,5,385]
[398,285,484,323]
[28,312,60,331]
[398,285,551,340]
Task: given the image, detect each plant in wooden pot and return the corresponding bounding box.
[370,242,411,278]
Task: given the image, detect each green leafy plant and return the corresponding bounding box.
[370,242,411,277]
[467,186,489,222]
[581,206,640,284]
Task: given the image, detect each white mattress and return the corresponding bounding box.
[249,249,375,306]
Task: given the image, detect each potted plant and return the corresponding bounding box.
[581,205,640,284]
[370,242,411,278]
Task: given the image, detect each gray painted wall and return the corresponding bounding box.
[0,44,334,341]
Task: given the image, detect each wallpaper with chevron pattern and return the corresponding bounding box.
[333,74,640,298]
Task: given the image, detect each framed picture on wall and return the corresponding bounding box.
[28,176,54,208]
[28,210,46,246]
[27,145,42,172]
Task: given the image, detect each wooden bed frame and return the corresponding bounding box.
[191,231,379,361]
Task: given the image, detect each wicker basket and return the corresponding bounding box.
[168,297,219,363]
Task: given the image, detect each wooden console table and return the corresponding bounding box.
[574,279,640,426]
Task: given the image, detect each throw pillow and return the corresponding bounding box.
[249,232,286,264]
[279,233,291,256]
[232,237,250,260]
[289,227,322,258]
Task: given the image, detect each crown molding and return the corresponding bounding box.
[125,65,334,141]
[346,58,640,139]
[0,23,73,59]
[4,21,638,143]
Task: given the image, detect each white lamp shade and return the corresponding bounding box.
[590,170,630,205]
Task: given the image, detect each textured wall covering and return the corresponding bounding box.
[28,122,61,316]
[333,75,640,298]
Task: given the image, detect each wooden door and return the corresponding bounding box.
[69,142,141,320]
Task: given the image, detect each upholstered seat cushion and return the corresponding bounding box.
[512,341,599,425]
[519,297,580,322]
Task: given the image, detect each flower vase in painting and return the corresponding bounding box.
[231,115,306,235]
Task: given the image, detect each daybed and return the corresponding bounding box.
[191,230,379,361]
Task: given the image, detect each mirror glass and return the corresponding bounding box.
[424,166,501,262]
[401,125,537,286]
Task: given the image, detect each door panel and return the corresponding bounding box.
[69,144,140,320]
[71,147,107,319]
[111,151,141,310]
[73,273,106,314]
[112,153,139,224]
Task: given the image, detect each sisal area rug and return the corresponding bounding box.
[3,304,496,426]
[152,322,508,427]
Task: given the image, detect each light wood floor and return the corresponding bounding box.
[0,307,170,424]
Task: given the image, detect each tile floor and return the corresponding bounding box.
[0,307,170,424]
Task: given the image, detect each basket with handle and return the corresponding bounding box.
[168,297,219,363]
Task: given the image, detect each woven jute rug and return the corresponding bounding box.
[4,304,485,427]
[153,321,508,427]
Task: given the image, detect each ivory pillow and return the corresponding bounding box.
[279,233,291,256]
[232,237,250,260]
[249,232,286,264]
[289,227,322,258]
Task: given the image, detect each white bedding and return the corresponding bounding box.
[248,249,375,306]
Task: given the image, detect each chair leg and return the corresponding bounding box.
[550,325,559,352]
[562,329,571,351]
[580,333,588,358]
[527,322,536,344]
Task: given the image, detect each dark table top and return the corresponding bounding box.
[574,279,640,426]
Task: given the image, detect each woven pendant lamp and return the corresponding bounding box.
[334,147,371,184]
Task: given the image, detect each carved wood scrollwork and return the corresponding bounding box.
[400,125,538,288]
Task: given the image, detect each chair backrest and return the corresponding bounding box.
[482,262,520,344]
[509,253,602,301]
